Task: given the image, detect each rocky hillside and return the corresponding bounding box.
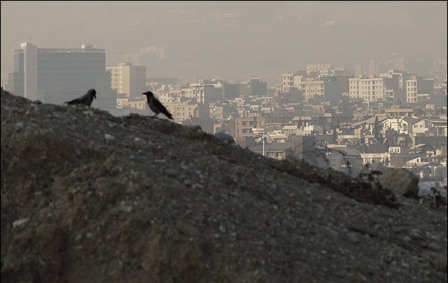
[1,90,447,283]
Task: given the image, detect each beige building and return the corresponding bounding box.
[353,64,363,77]
[384,106,413,117]
[301,80,324,100]
[282,73,295,91]
[116,94,147,110]
[280,74,340,102]
[349,77,385,102]
[229,116,266,139]
[405,79,418,103]
[360,152,391,165]
[306,64,332,73]
[164,101,209,123]
[107,62,146,98]
[181,83,222,104]
[368,59,378,77]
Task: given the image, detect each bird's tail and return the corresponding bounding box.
[64,98,81,105]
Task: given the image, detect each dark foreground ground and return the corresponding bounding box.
[1,90,447,283]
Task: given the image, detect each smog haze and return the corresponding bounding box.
[1,1,447,84]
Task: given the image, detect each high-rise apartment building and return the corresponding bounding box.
[405,79,418,103]
[107,62,146,98]
[7,42,116,109]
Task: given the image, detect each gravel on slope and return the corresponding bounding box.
[1,90,447,283]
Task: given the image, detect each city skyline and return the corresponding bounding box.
[1,1,447,85]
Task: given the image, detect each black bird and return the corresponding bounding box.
[65,89,97,107]
[142,91,173,120]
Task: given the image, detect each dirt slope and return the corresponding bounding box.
[1,90,446,283]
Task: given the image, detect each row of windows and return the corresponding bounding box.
[175,107,195,111]
[350,86,382,89]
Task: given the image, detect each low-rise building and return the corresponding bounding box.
[229,116,266,140]
[249,142,294,160]
[164,101,209,123]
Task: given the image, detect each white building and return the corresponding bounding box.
[382,118,409,134]
[404,117,428,137]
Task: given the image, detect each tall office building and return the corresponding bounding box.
[107,62,146,98]
[7,42,116,110]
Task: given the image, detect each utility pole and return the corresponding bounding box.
[262,134,267,156]
[261,133,272,157]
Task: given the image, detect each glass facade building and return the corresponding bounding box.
[7,42,116,110]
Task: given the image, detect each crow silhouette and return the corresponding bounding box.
[142,91,173,120]
[65,89,97,107]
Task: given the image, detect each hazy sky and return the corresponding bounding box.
[1,1,447,84]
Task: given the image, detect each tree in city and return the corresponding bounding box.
[332,125,338,144]
[373,116,382,142]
